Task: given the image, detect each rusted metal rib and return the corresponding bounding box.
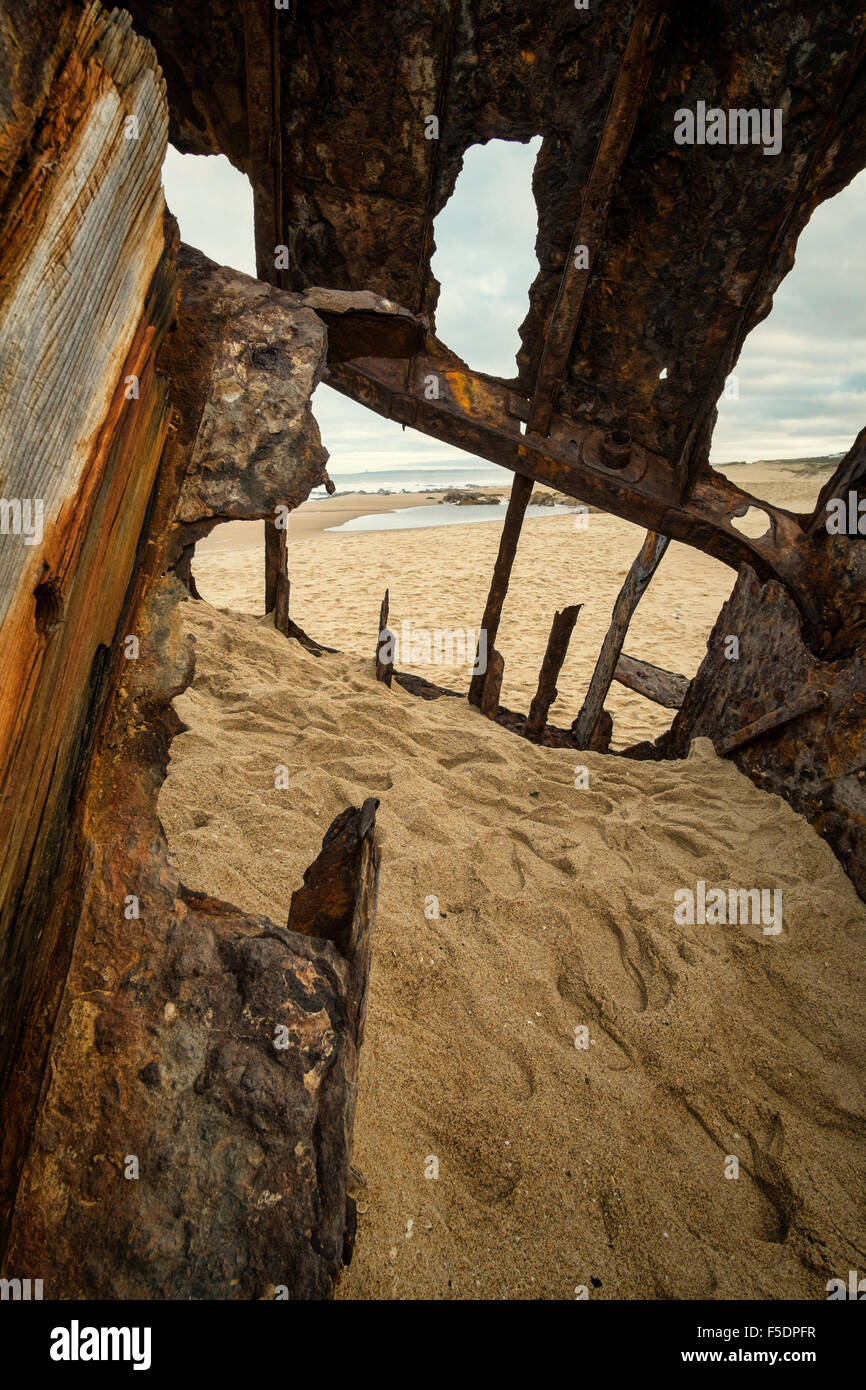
[468,473,533,707]
[526,0,669,438]
[525,604,581,736]
[326,355,823,643]
[376,588,394,686]
[265,519,290,634]
[573,530,669,746]
[480,647,505,719]
[716,691,828,756]
[614,652,688,708]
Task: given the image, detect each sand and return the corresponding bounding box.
[199,489,442,546]
[193,463,830,748]
[159,590,866,1300]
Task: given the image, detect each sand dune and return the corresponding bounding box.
[159,599,866,1300]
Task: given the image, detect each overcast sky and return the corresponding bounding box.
[163,140,866,473]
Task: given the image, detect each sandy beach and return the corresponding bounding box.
[193,462,830,747]
[159,592,866,1300]
[157,457,866,1299]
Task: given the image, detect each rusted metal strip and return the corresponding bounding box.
[376,588,393,686]
[265,519,289,633]
[468,473,533,706]
[716,690,828,756]
[527,0,669,437]
[573,531,669,746]
[480,647,505,719]
[413,0,460,315]
[175,543,202,600]
[614,652,688,708]
[526,604,581,736]
[243,0,284,285]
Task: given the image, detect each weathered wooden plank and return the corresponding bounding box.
[0,4,176,1249]
[0,8,167,636]
[573,531,669,747]
[614,652,688,708]
[526,605,581,736]
[468,473,533,707]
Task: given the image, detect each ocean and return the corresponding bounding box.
[328,501,574,532]
[311,464,515,496]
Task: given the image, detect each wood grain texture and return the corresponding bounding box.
[0,1,176,1254]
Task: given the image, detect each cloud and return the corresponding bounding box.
[162,147,256,277]
[161,143,865,469]
[711,167,866,461]
[430,137,541,377]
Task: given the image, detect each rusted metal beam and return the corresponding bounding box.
[614,652,688,709]
[527,0,669,438]
[526,605,581,737]
[243,0,284,287]
[715,690,828,756]
[275,568,290,636]
[573,531,669,747]
[265,519,289,633]
[376,589,393,686]
[326,353,822,641]
[413,0,460,316]
[468,473,533,707]
[480,647,504,719]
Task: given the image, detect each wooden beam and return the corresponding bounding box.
[526,605,581,736]
[468,473,533,707]
[573,530,669,747]
[613,652,688,708]
[526,0,669,438]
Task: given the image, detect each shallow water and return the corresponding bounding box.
[327,502,574,532]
